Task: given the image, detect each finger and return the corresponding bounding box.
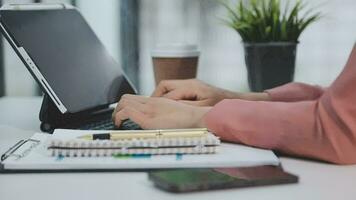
[121,94,150,104]
[117,98,148,113]
[115,107,150,129]
[114,109,129,127]
[113,99,128,120]
[163,89,197,101]
[112,105,119,121]
[151,80,178,97]
[179,100,208,107]
[113,97,147,122]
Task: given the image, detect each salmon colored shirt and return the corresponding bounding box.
[204,46,356,165]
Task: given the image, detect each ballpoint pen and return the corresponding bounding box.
[77,128,209,140]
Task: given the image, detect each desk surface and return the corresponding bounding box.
[0,97,355,200]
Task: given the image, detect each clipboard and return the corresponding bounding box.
[0,132,281,174]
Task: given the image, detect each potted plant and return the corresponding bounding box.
[221,0,321,92]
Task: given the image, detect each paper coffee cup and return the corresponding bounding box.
[152,44,200,85]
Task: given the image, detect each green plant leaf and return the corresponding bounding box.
[219,0,321,42]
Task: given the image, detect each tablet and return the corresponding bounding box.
[0,4,136,113]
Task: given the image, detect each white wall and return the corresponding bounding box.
[77,0,120,62]
[139,0,356,95]
[3,0,35,96]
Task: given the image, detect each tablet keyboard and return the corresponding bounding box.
[79,119,142,130]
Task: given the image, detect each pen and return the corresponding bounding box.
[77,128,209,140]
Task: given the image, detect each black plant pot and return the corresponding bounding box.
[244,42,297,92]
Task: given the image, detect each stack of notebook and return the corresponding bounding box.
[47,128,221,157]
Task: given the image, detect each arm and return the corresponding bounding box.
[212,82,326,102]
[204,47,356,165]
[151,79,271,106]
[265,82,325,102]
[215,81,326,102]
[151,79,325,107]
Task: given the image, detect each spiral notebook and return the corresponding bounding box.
[0,129,280,173]
[47,129,221,157]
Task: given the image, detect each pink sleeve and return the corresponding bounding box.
[204,46,356,165]
[265,82,325,102]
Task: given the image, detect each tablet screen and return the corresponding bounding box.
[0,9,135,113]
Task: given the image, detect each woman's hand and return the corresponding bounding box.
[152,79,240,106]
[113,94,211,129]
[152,79,272,105]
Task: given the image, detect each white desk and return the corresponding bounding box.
[0,97,355,200]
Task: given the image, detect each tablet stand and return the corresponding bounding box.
[39,95,112,133]
[39,95,73,133]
